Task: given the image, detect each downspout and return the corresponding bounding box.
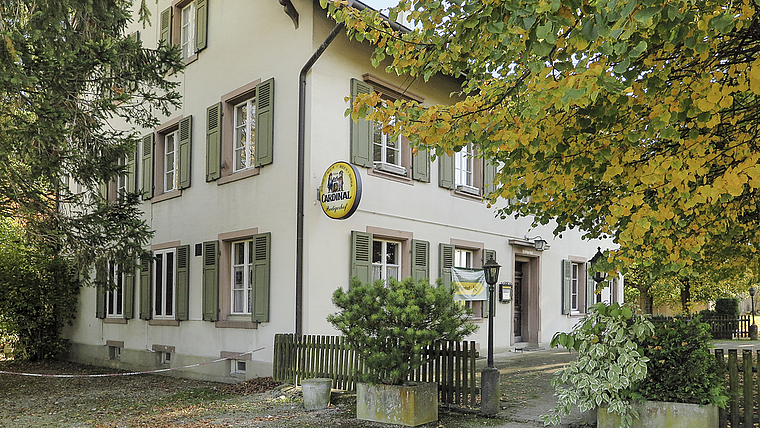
[296,21,345,337]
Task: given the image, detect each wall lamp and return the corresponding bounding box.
[525,235,548,251]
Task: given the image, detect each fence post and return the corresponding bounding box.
[729,349,740,428]
[744,349,754,426]
[715,349,727,428]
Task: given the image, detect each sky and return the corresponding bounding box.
[364,0,400,10]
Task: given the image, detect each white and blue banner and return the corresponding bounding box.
[452,267,487,301]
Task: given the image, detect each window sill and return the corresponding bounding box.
[215,320,258,329]
[368,167,413,185]
[151,189,182,203]
[217,167,260,185]
[452,188,484,202]
[103,318,127,324]
[183,53,198,65]
[148,319,180,326]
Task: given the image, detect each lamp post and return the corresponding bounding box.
[481,257,501,415]
[750,287,757,340]
[589,247,607,284]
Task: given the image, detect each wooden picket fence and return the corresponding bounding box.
[716,349,760,427]
[273,334,480,407]
[653,315,754,339]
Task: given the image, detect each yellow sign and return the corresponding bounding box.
[319,161,362,220]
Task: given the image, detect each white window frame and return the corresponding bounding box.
[231,239,253,315]
[231,359,247,375]
[454,248,484,318]
[372,239,401,284]
[373,115,402,166]
[233,97,256,172]
[455,143,474,187]
[116,157,127,197]
[164,129,179,192]
[180,2,196,60]
[106,261,124,318]
[153,248,176,319]
[571,262,580,312]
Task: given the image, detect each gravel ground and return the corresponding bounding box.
[0,349,587,428]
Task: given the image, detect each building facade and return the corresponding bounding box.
[63,0,621,382]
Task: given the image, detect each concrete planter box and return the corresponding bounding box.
[356,382,438,426]
[598,401,718,428]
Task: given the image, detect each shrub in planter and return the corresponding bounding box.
[635,316,727,407]
[542,303,654,427]
[544,304,728,428]
[327,277,477,385]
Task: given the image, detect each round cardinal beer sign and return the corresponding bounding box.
[319,161,362,220]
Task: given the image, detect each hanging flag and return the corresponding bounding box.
[452,267,487,301]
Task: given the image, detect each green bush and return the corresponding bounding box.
[328,277,478,385]
[636,316,727,406]
[715,298,740,318]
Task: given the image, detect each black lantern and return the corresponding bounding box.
[534,237,547,251]
[483,258,501,287]
[589,247,607,284]
[750,286,756,317]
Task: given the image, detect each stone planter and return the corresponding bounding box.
[301,378,332,410]
[598,401,718,428]
[356,381,438,426]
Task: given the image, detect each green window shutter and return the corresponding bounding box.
[411,239,430,285]
[255,78,274,167]
[483,159,497,196]
[141,133,154,199]
[252,232,271,323]
[195,0,208,52]
[176,245,190,321]
[202,240,219,321]
[95,261,106,319]
[139,254,152,320]
[438,153,454,189]
[98,181,108,200]
[438,243,454,291]
[205,103,222,181]
[126,145,138,194]
[412,148,430,182]
[586,264,596,312]
[562,260,572,315]
[124,264,135,319]
[350,231,372,285]
[611,277,618,304]
[350,78,373,168]
[178,116,192,189]
[160,7,172,45]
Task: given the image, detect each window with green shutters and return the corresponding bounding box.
[206,78,275,183]
[561,259,592,315]
[438,146,497,197]
[351,231,428,287]
[349,78,430,182]
[142,116,192,200]
[136,245,190,321]
[97,260,135,320]
[159,0,207,60]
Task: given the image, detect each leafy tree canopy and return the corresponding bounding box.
[323,0,760,277]
[0,0,183,278]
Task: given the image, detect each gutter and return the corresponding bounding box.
[295,0,406,337]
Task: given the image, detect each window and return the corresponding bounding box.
[116,157,128,197]
[351,230,429,286]
[142,116,193,201]
[455,143,474,188]
[571,262,580,312]
[109,346,121,360]
[439,243,495,320]
[96,261,134,320]
[107,261,124,318]
[153,248,176,319]
[202,232,271,324]
[349,77,430,182]
[164,130,179,192]
[180,2,196,60]
[231,239,254,314]
[372,239,401,283]
[206,79,274,183]
[373,115,403,169]
[160,351,171,364]
[159,0,207,61]
[231,360,246,375]
[439,145,497,198]
[233,98,256,172]
[562,259,591,315]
